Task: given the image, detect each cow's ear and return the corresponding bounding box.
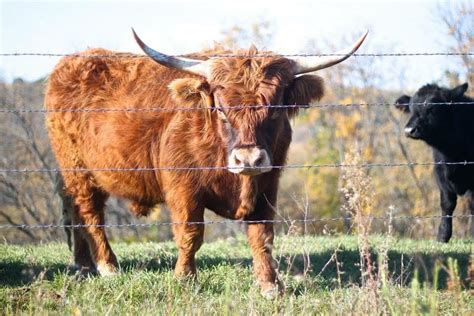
[394,95,411,113]
[450,82,468,99]
[285,75,324,118]
[168,78,212,108]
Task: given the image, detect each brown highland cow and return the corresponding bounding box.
[45,30,367,298]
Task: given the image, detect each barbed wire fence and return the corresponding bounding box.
[0,215,471,230]
[1,50,473,238]
[2,160,474,173]
[1,101,474,113]
[1,52,473,57]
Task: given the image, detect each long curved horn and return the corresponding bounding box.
[292,31,369,75]
[132,28,211,77]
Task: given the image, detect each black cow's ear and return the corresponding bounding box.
[450,83,468,98]
[394,95,411,113]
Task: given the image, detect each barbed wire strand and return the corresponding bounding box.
[1,52,473,58]
[2,161,474,173]
[1,102,473,114]
[0,214,471,230]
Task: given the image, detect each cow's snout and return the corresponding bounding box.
[228,147,272,175]
[404,126,421,139]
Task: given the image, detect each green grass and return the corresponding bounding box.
[0,235,472,314]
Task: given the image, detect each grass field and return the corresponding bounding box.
[0,235,472,314]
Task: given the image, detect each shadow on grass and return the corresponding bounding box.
[194,248,471,290]
[1,247,470,290]
[0,261,72,288]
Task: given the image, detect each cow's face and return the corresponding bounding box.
[169,56,325,176]
[395,83,469,143]
[212,85,278,176]
[208,55,325,175]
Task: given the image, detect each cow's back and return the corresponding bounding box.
[44,48,181,129]
[44,49,184,205]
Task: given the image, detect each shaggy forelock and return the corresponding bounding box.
[225,106,269,127]
[208,46,297,127]
[209,46,294,98]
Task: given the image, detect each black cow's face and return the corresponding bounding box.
[395,83,469,143]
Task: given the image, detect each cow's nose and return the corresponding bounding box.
[404,126,419,138]
[228,147,272,175]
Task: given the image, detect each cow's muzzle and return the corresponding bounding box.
[404,126,421,139]
[228,147,272,175]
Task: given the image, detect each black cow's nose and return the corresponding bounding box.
[404,126,414,136]
[404,126,419,138]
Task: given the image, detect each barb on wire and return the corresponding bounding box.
[1,102,473,114]
[1,52,473,58]
[0,214,471,230]
[2,161,474,173]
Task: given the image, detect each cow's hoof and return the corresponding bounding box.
[174,273,198,286]
[174,264,197,280]
[260,281,284,300]
[74,264,97,277]
[175,274,198,287]
[436,235,451,243]
[96,262,118,276]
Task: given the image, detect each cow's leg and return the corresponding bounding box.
[73,229,95,273]
[246,195,281,299]
[49,132,117,275]
[171,212,205,277]
[162,171,205,277]
[467,191,474,238]
[437,189,457,242]
[56,174,74,251]
[70,204,95,273]
[62,198,98,274]
[74,189,118,275]
[168,199,205,277]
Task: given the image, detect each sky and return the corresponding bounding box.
[0,0,469,90]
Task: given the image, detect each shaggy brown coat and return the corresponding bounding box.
[45,47,324,295]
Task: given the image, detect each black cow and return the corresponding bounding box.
[395,82,474,242]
